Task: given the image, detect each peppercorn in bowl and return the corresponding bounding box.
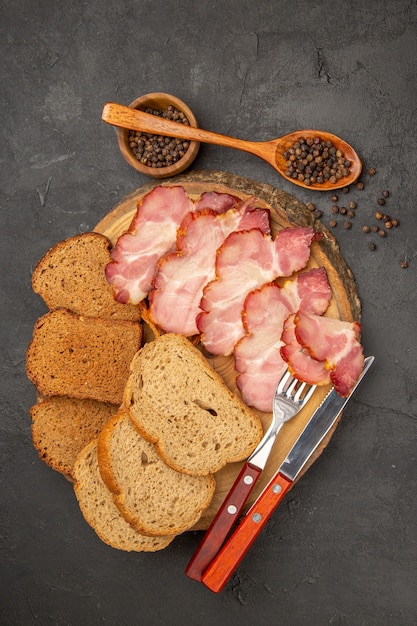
[117,93,200,178]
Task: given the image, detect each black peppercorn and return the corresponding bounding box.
[331,205,340,214]
[331,194,338,202]
[368,242,377,251]
[348,201,357,209]
[377,197,386,206]
[400,260,409,268]
[367,167,377,175]
[329,219,337,228]
[356,182,364,190]
[362,225,371,233]
[343,221,352,229]
[378,229,387,237]
[381,189,390,198]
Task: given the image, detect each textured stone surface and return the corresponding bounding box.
[1,1,416,624]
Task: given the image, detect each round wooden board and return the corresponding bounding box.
[95,170,361,530]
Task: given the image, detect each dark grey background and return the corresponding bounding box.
[1,1,416,624]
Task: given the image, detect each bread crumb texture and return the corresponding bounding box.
[73,440,174,552]
[96,411,216,536]
[26,310,142,405]
[31,232,141,321]
[124,334,263,476]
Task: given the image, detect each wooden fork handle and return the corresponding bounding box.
[185,461,262,582]
[201,472,293,593]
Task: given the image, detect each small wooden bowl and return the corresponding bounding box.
[117,93,200,178]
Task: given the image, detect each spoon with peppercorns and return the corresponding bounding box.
[102,102,362,190]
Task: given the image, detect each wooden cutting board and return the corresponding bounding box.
[95,170,361,530]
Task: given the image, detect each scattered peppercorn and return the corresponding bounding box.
[282,136,351,186]
[391,218,400,227]
[368,242,377,251]
[331,205,340,214]
[348,201,357,209]
[385,220,393,229]
[329,219,337,228]
[381,189,390,198]
[343,221,352,229]
[371,225,379,232]
[355,181,364,190]
[362,225,371,233]
[340,206,347,215]
[128,106,191,168]
[377,197,386,206]
[331,194,339,202]
[306,202,316,212]
[367,167,377,175]
[400,260,409,268]
[375,211,384,220]
[342,187,349,194]
[378,229,387,237]
[347,209,356,218]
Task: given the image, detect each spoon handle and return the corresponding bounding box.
[102,102,277,164]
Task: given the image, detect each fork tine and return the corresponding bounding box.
[295,382,316,404]
[277,369,292,393]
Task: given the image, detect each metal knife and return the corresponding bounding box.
[200,355,374,593]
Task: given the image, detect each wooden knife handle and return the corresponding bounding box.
[201,472,293,593]
[185,462,262,582]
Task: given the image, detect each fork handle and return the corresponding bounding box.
[201,472,293,593]
[185,461,262,581]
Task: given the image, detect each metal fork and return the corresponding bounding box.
[185,370,316,582]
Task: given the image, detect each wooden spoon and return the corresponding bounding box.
[102,102,362,191]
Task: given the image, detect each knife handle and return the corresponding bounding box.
[201,472,293,593]
[185,462,262,581]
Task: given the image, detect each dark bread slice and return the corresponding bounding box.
[97,410,216,536]
[30,396,118,479]
[73,440,174,552]
[31,232,140,321]
[123,333,263,476]
[26,309,142,405]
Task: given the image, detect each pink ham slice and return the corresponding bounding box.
[105,187,241,305]
[148,200,270,336]
[280,313,331,386]
[197,227,319,356]
[281,310,364,397]
[235,267,332,411]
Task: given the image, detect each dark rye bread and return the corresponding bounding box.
[31,232,141,321]
[123,333,263,476]
[26,309,142,405]
[30,396,118,479]
[97,411,216,536]
[74,440,174,552]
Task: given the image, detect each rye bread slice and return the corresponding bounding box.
[123,333,263,476]
[31,232,141,321]
[26,309,142,405]
[30,396,118,479]
[74,440,174,552]
[97,411,216,536]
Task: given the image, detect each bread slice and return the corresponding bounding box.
[123,333,263,476]
[31,232,141,321]
[74,440,174,552]
[30,396,119,479]
[26,309,142,405]
[97,410,216,536]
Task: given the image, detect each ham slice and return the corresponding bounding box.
[105,187,241,305]
[197,227,319,356]
[281,310,364,397]
[235,268,332,411]
[149,200,270,336]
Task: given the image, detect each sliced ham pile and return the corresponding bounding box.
[105,185,364,412]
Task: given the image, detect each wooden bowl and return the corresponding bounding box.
[117,93,200,178]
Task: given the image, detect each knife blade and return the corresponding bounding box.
[201,355,374,593]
